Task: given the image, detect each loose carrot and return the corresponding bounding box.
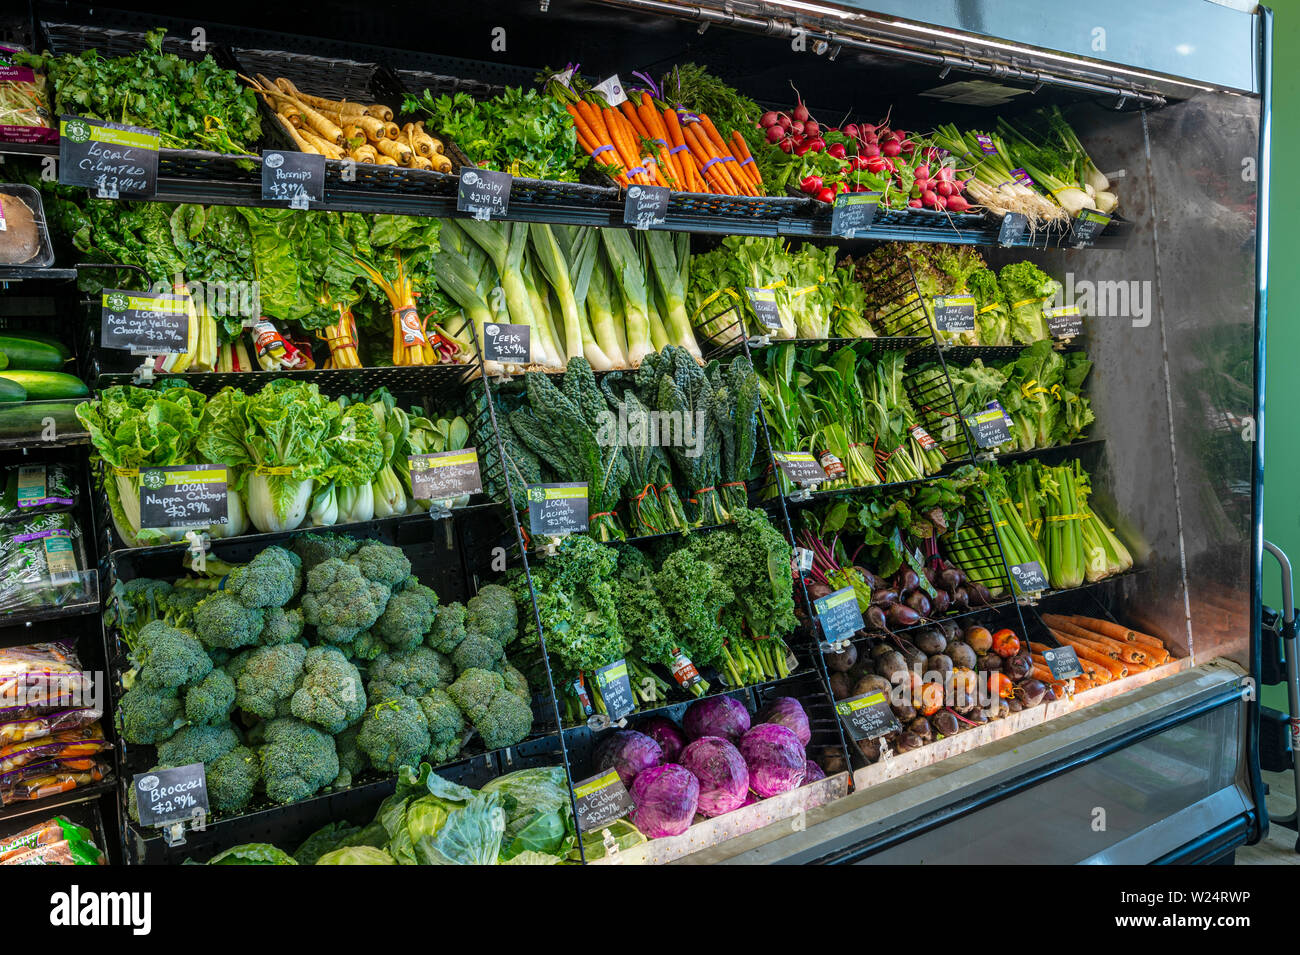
[1049,629,1127,679]
[684,122,737,195]
[620,100,653,140]
[1051,620,1149,665]
[1031,663,1056,683]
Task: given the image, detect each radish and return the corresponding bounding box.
[804,120,820,137]
[908,198,923,208]
[760,111,780,128]
[936,180,954,197]
[827,142,847,159]
[765,125,785,144]
[790,121,805,137]
[914,164,931,181]
[933,195,948,210]
[806,138,825,152]
[835,181,848,194]
[882,140,902,157]
[851,155,871,171]
[860,124,875,134]
[800,175,823,193]
[816,186,835,203]
[914,178,931,194]
[793,102,810,123]
[843,123,860,139]
[778,115,792,130]
[922,190,938,206]
[794,141,814,156]
[946,194,970,212]
[779,139,794,153]
[861,143,881,158]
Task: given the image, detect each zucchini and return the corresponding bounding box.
[0,371,87,399]
[0,378,24,403]
[0,335,67,371]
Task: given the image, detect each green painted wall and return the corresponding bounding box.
[1263,2,1298,709]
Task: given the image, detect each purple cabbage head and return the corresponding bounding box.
[804,759,826,783]
[636,715,687,762]
[629,763,700,838]
[680,736,749,817]
[739,723,807,797]
[593,730,663,788]
[682,696,751,743]
[756,696,811,746]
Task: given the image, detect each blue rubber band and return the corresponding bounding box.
[668,144,688,155]
[591,144,615,156]
[739,157,754,167]
[701,157,722,173]
[627,165,646,176]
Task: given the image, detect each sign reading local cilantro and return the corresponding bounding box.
[1045,305,1083,339]
[261,149,325,208]
[623,184,669,230]
[1071,209,1112,246]
[815,586,865,645]
[830,190,879,237]
[1041,645,1084,680]
[594,659,635,722]
[573,768,634,832]
[835,692,901,742]
[139,465,228,530]
[58,115,159,197]
[966,402,1013,448]
[746,286,784,331]
[527,482,588,536]
[482,323,530,363]
[773,450,826,488]
[409,448,482,501]
[100,289,190,354]
[932,295,976,333]
[457,168,512,219]
[133,764,210,828]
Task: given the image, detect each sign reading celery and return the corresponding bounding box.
[101,289,189,354]
[139,465,228,529]
[409,448,482,501]
[58,116,159,198]
[527,482,588,536]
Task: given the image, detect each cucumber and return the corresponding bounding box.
[0,377,25,403]
[0,335,67,371]
[0,371,87,399]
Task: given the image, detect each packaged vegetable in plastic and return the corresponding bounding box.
[680,736,749,817]
[0,640,88,708]
[0,463,77,522]
[682,695,751,743]
[0,706,101,747]
[592,729,663,788]
[0,513,88,613]
[0,722,108,774]
[0,814,99,864]
[739,723,807,797]
[755,696,811,745]
[629,763,700,838]
[0,46,56,144]
[480,766,576,861]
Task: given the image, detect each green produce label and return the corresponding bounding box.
[133,764,209,828]
[41,531,78,586]
[815,586,865,645]
[527,482,588,536]
[101,288,190,354]
[58,115,159,198]
[836,691,901,741]
[410,448,482,501]
[139,465,229,529]
[594,659,635,722]
[573,768,634,833]
[1071,209,1112,246]
[831,190,880,237]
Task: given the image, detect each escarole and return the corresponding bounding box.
[197,379,337,533]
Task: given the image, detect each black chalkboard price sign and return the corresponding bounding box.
[830,190,880,237]
[133,763,210,827]
[1045,305,1083,339]
[966,403,1013,449]
[527,483,588,536]
[933,295,977,333]
[1042,645,1085,680]
[1071,209,1112,246]
[746,287,784,331]
[409,448,482,501]
[998,211,1028,246]
[1009,560,1050,594]
[261,149,325,208]
[573,768,634,833]
[58,116,159,198]
[815,586,866,645]
[100,289,190,354]
[139,465,229,530]
[457,168,512,219]
[835,692,901,742]
[623,184,670,229]
[594,659,636,722]
[773,450,827,488]
[483,323,530,363]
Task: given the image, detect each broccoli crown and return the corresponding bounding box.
[347,630,385,663]
[426,601,468,654]
[501,664,530,701]
[349,542,412,589]
[206,744,260,813]
[133,620,213,690]
[356,695,431,773]
[451,632,505,675]
[224,545,302,609]
[466,584,519,646]
[290,646,367,734]
[184,668,236,725]
[261,605,305,646]
[417,687,465,765]
[259,717,339,805]
[373,580,439,650]
[291,532,361,574]
[156,722,239,767]
[368,646,454,699]
[333,722,367,788]
[160,585,206,629]
[301,558,390,645]
[233,643,308,720]
[116,579,173,638]
[448,667,533,750]
[118,685,184,745]
[194,592,265,650]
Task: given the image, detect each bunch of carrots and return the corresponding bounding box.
[1029,613,1172,695]
[551,78,763,196]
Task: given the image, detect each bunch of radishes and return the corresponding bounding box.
[760,97,974,212]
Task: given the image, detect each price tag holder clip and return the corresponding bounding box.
[132,355,159,386]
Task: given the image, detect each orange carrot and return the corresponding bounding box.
[663,108,704,192]
[685,122,737,195]
[603,107,646,184]
[1051,620,1149,665]
[640,99,683,189]
[694,120,744,194]
[1049,629,1127,679]
[731,130,763,192]
[699,114,751,194]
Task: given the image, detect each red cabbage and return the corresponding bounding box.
[739,723,807,797]
[756,696,811,745]
[804,759,826,783]
[636,715,686,762]
[683,696,751,743]
[680,736,749,817]
[593,730,663,788]
[629,763,700,837]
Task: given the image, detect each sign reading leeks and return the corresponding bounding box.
[409,448,482,501]
[100,289,190,354]
[58,116,159,198]
[527,482,588,536]
[139,465,228,529]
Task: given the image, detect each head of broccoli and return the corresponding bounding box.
[290,646,366,735]
[448,667,533,751]
[367,646,454,699]
[426,601,467,654]
[291,532,361,574]
[184,667,236,725]
[223,545,302,609]
[465,583,519,646]
[417,687,465,765]
[501,664,530,701]
[206,744,260,813]
[349,542,411,589]
[232,643,308,720]
[117,684,184,745]
[450,631,505,675]
[373,579,438,650]
[332,722,367,789]
[156,722,240,767]
[347,630,386,663]
[132,620,212,690]
[300,558,390,645]
[261,605,305,646]
[193,591,265,650]
[258,717,339,805]
[356,695,431,773]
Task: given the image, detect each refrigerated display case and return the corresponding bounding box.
[0,0,1269,864]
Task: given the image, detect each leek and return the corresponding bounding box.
[600,229,655,366]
